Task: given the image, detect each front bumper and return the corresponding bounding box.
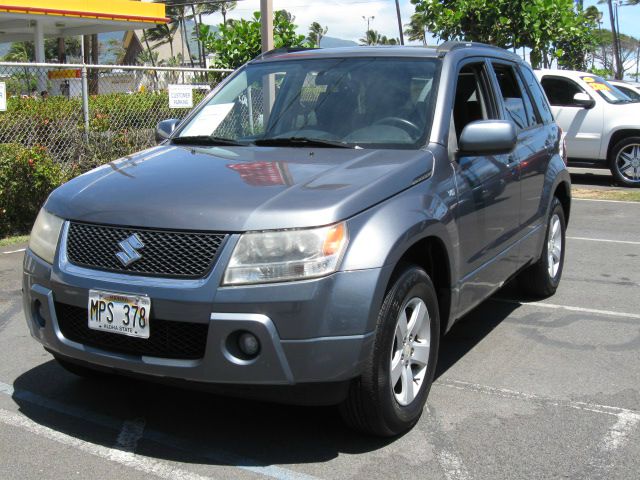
[23,238,389,393]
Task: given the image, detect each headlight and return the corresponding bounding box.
[28,209,64,264]
[223,222,348,285]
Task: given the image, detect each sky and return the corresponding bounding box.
[202,0,640,45]
[202,0,419,44]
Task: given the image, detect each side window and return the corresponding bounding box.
[519,67,554,123]
[540,76,587,107]
[615,85,640,101]
[492,63,537,130]
[452,64,493,141]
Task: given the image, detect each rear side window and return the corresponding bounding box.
[615,85,640,101]
[492,63,537,130]
[520,67,554,123]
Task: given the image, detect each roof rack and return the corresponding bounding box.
[436,41,519,59]
[252,47,320,62]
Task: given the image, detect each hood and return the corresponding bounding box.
[46,144,433,231]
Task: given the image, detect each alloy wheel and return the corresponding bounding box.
[547,213,562,279]
[390,297,431,406]
[616,144,640,183]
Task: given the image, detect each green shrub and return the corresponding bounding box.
[0,144,70,237]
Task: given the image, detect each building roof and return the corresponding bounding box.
[0,0,167,43]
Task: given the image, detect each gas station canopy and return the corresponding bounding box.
[0,0,167,44]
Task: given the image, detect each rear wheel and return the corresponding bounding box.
[340,265,440,436]
[608,137,640,187]
[519,197,566,298]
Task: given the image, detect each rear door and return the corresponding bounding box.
[491,62,555,236]
[538,75,603,160]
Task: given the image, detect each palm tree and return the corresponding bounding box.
[404,13,428,46]
[143,21,179,59]
[307,22,328,47]
[360,29,381,46]
[359,30,399,46]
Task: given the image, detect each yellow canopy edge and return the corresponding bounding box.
[0,0,167,23]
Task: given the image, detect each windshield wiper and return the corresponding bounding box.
[171,135,248,146]
[254,137,355,149]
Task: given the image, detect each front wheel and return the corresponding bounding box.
[608,137,640,187]
[340,265,440,436]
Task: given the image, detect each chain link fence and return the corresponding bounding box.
[0,62,232,170]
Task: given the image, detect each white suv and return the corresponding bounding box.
[535,70,640,187]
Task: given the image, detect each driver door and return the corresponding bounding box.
[539,75,604,159]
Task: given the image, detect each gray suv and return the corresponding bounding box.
[23,43,570,436]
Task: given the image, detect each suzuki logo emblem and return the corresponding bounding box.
[116,233,144,267]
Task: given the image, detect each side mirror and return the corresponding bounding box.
[155,119,180,143]
[458,120,517,156]
[573,92,595,109]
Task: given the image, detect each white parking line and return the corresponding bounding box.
[0,380,320,480]
[435,378,640,418]
[1,248,25,254]
[567,236,640,245]
[574,198,640,205]
[437,449,472,480]
[493,298,640,320]
[115,418,146,452]
[0,408,215,480]
[600,411,640,452]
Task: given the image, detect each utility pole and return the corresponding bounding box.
[395,0,404,45]
[606,0,622,79]
[260,0,273,54]
[260,0,274,122]
[636,42,639,81]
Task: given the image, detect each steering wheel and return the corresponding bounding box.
[373,116,421,136]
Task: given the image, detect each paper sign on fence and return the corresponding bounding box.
[0,83,6,112]
[168,84,193,109]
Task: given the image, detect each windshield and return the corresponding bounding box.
[580,75,633,104]
[176,57,440,149]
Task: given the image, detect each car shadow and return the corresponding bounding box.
[11,286,525,468]
[568,168,617,188]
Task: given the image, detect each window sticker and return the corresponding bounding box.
[588,82,612,92]
[582,77,595,83]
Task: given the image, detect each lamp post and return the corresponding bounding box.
[362,15,374,33]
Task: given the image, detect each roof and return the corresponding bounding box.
[0,0,167,43]
[251,42,522,64]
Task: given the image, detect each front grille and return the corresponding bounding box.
[55,303,208,360]
[66,222,226,278]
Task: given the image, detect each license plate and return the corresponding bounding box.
[88,290,151,339]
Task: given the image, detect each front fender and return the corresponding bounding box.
[341,177,458,332]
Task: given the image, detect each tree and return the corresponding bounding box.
[199,10,308,70]
[404,13,429,46]
[307,22,328,47]
[359,30,399,46]
[411,0,596,69]
[143,21,179,59]
[3,38,81,63]
[591,29,639,77]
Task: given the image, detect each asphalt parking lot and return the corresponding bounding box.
[0,195,638,480]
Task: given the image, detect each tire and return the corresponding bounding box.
[519,197,566,298]
[340,265,440,437]
[608,136,640,188]
[55,356,110,379]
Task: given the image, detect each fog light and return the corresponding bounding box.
[32,299,45,327]
[238,332,260,357]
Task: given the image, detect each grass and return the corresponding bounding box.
[572,187,640,202]
[0,234,29,248]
